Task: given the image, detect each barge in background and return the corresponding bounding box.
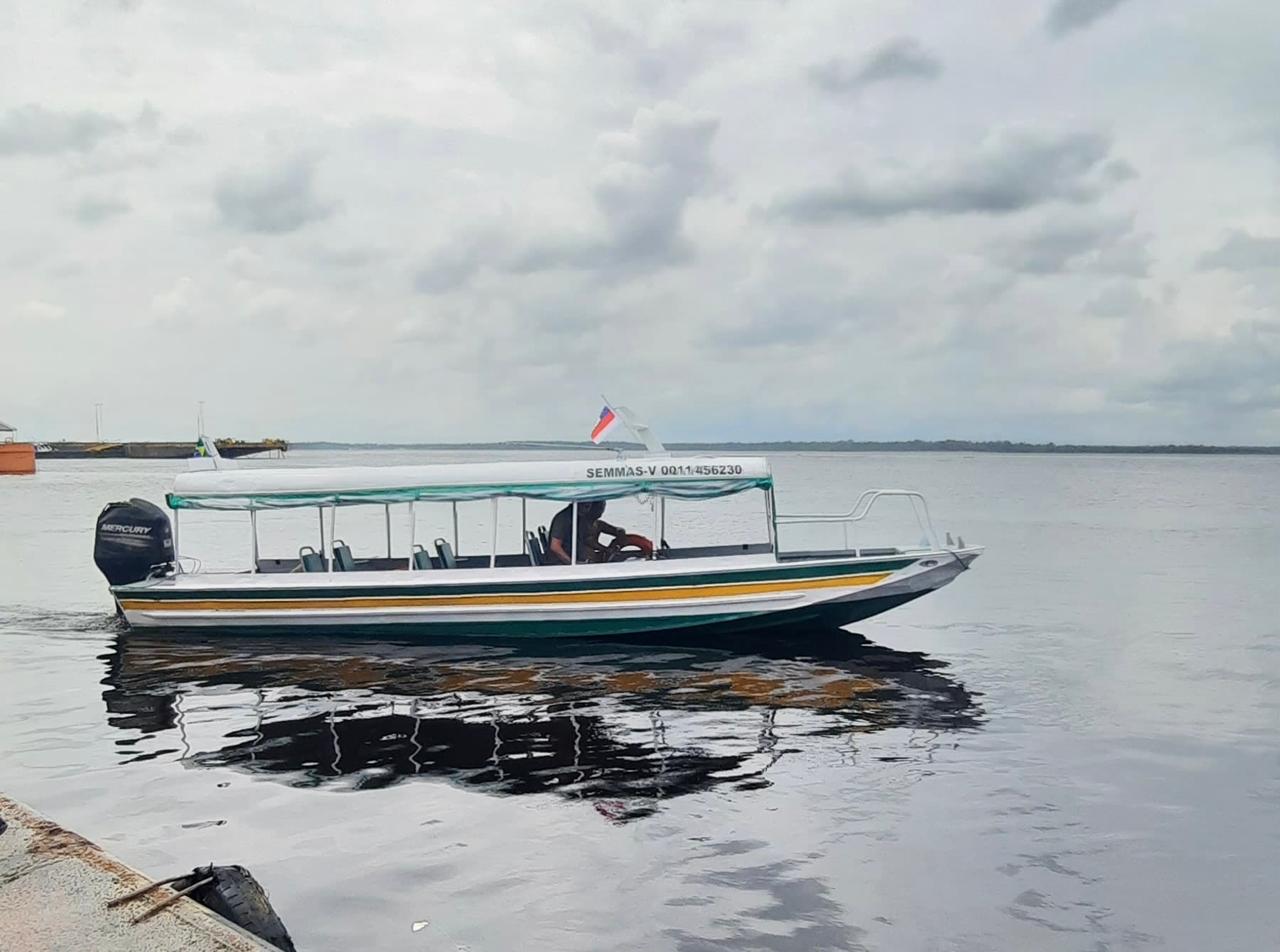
[38,438,287,460]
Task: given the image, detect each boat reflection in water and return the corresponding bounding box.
[102,628,982,821]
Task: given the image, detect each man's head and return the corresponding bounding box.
[579,500,605,520]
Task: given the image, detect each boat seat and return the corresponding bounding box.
[299,546,326,573]
[537,525,549,551]
[434,538,457,569]
[412,544,434,570]
[332,540,355,572]
[525,531,544,566]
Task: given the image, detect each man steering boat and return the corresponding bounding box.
[545,500,628,564]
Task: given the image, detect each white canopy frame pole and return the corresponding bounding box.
[407,501,416,570]
[384,504,392,558]
[571,503,578,565]
[765,488,779,559]
[659,498,666,546]
[489,498,499,568]
[652,497,660,560]
[521,499,527,542]
[451,502,459,554]
[316,507,324,561]
[327,505,336,572]
[172,510,181,573]
[249,509,259,572]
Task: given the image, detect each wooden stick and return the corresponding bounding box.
[130,876,214,925]
[106,873,191,908]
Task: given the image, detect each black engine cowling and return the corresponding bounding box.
[94,498,174,586]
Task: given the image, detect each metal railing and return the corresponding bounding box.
[775,490,940,552]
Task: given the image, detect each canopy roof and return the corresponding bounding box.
[167,456,772,511]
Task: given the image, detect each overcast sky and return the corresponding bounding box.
[3,1,1278,443]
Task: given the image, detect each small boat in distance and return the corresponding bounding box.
[92,454,981,636]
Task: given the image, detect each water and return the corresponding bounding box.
[1,451,1277,951]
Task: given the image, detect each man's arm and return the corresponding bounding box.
[547,536,572,564]
[596,520,626,537]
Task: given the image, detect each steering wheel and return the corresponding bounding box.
[604,533,655,562]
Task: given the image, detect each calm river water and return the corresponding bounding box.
[1,451,1277,951]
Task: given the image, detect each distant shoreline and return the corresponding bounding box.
[293,440,1280,456]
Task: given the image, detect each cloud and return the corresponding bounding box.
[994,215,1150,276]
[1046,0,1132,38]
[1086,281,1156,318]
[581,11,746,96]
[6,1,1280,444]
[775,129,1127,222]
[507,103,719,274]
[0,105,126,155]
[20,300,66,322]
[710,291,884,352]
[312,245,381,269]
[809,37,942,94]
[413,233,500,293]
[214,156,336,234]
[150,276,193,319]
[1199,230,1280,271]
[72,196,131,224]
[1117,319,1280,414]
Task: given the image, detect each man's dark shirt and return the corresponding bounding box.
[547,503,587,561]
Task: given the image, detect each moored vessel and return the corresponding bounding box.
[0,419,36,475]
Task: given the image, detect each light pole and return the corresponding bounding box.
[197,401,205,436]
[94,403,103,441]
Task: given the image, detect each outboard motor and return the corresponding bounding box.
[94,498,174,586]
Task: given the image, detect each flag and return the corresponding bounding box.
[591,405,621,444]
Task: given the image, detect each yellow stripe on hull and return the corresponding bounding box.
[119,571,893,614]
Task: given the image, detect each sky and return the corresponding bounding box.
[2,0,1279,444]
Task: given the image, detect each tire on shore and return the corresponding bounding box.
[188,865,297,952]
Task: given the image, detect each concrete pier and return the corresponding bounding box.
[0,795,274,951]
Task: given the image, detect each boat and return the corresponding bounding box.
[92,454,981,636]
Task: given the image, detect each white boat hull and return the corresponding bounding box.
[112,549,982,636]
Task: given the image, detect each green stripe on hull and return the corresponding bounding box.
[118,557,917,602]
[137,611,764,638]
